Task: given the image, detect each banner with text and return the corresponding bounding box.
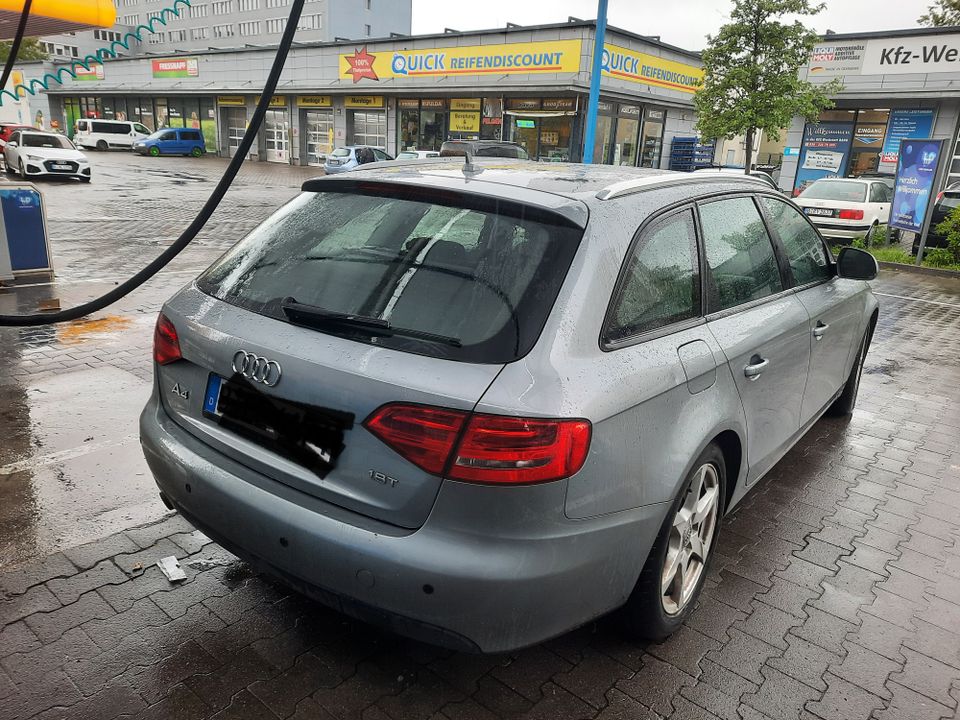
[152,57,199,79]
[793,121,854,196]
[339,40,582,83]
[881,109,936,163]
[601,44,703,93]
[809,33,960,77]
[890,138,944,234]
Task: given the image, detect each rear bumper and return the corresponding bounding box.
[808,220,873,240]
[139,393,664,653]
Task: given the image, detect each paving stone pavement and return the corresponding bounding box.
[1,154,960,719]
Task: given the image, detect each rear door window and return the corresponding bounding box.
[699,196,784,312]
[197,187,585,363]
[761,197,831,286]
[605,208,700,343]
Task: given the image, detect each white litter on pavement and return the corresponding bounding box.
[156,556,187,582]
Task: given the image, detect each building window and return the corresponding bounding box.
[364,23,371,36]
[168,29,187,42]
[212,0,233,14]
[353,111,386,148]
[298,14,322,30]
[119,13,140,24]
[189,3,208,17]
[213,23,235,38]
[238,20,261,35]
[190,26,209,40]
[237,0,260,9]
[265,17,284,32]
[366,0,371,8]
[265,0,289,8]
[147,33,163,44]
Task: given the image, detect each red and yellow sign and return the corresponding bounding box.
[340,40,583,83]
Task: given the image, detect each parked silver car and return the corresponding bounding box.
[141,161,879,653]
[323,145,393,174]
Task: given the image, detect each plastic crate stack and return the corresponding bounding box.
[669,137,717,172]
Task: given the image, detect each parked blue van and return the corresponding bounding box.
[134,128,206,157]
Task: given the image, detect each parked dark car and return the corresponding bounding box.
[439,140,529,159]
[915,182,960,253]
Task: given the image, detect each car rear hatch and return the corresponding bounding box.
[156,177,586,529]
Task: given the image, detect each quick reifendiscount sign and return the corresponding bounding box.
[340,40,582,83]
[601,44,703,94]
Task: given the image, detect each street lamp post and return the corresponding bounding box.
[581,0,609,164]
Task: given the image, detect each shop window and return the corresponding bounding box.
[480,97,502,141]
[399,103,420,150]
[614,106,641,166]
[639,108,665,168]
[353,111,386,148]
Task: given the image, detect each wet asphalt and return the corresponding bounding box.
[0,152,318,567]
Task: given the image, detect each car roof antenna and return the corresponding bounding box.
[462,147,479,175]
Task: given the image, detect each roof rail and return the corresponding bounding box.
[596,173,771,200]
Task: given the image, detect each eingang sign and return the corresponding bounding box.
[601,44,703,94]
[340,40,582,83]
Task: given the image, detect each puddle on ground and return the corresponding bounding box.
[56,315,133,345]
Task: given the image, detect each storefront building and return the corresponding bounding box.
[782,27,960,195]
[22,19,703,168]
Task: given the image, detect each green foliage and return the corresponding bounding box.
[694,0,843,171]
[932,204,960,264]
[919,0,960,26]
[869,224,889,246]
[868,247,913,264]
[0,38,48,63]
[924,248,957,267]
[851,236,866,250]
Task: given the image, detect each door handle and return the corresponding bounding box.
[744,355,769,380]
[813,322,830,340]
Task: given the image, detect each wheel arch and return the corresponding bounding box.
[713,429,743,514]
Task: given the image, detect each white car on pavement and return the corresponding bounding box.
[3,130,92,183]
[794,178,891,242]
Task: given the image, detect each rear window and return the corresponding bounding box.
[197,187,584,363]
[800,180,866,203]
[331,148,351,157]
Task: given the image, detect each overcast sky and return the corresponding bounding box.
[410,0,931,50]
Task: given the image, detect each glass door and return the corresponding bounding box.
[225,107,247,158]
[264,108,289,163]
[305,109,333,165]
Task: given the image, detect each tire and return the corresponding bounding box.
[827,327,871,417]
[80,176,91,183]
[865,222,878,243]
[620,443,726,640]
[149,146,160,157]
[96,140,108,151]
[190,147,203,158]
[18,159,26,178]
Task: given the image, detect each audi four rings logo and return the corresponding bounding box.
[232,351,282,386]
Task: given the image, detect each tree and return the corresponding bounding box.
[694,0,842,173]
[0,38,48,64]
[919,0,960,26]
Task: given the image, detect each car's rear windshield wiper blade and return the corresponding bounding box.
[279,297,462,347]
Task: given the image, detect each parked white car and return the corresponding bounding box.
[794,178,891,242]
[4,130,91,182]
[74,118,151,151]
[396,149,441,160]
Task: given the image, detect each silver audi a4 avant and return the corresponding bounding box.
[141,160,879,653]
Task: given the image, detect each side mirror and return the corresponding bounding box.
[6,141,16,149]
[836,246,878,281]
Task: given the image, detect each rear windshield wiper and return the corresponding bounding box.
[279,297,462,348]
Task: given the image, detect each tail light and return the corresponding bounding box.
[838,209,864,220]
[364,403,591,485]
[153,313,182,365]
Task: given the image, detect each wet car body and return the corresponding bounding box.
[141,160,879,652]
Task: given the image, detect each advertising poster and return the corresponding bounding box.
[890,139,944,234]
[792,121,854,195]
[881,109,935,163]
[152,57,200,79]
[0,187,51,274]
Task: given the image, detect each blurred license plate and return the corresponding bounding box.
[51,163,71,170]
[805,208,833,216]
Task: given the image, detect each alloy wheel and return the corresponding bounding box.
[661,462,720,615]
